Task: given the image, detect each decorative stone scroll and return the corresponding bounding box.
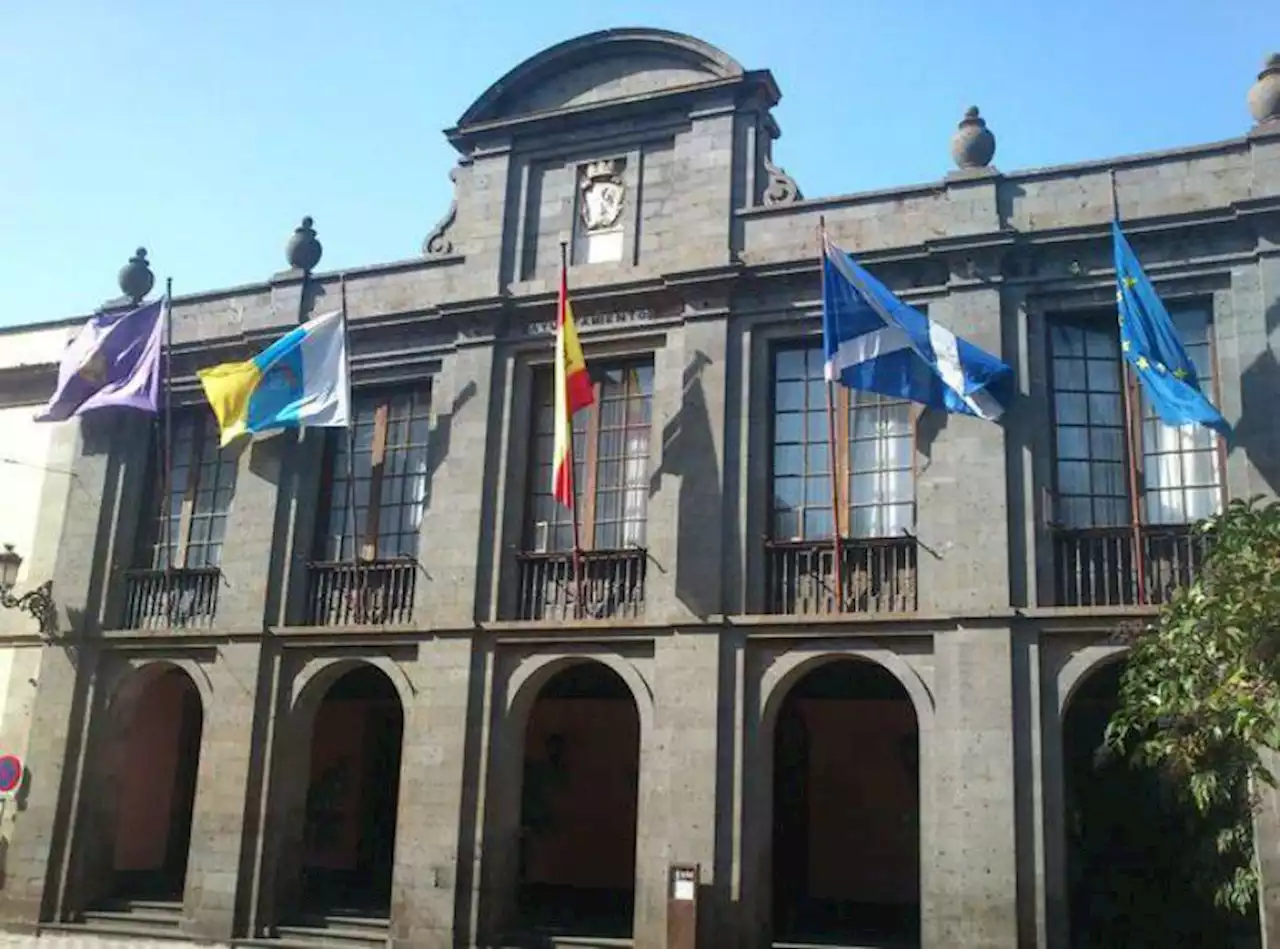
[423,168,459,258]
[762,155,803,206]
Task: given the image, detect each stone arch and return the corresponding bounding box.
[80,658,206,914]
[105,657,210,720]
[479,650,654,945]
[759,647,934,743]
[745,646,933,948]
[288,654,415,725]
[1057,644,1128,716]
[457,28,746,127]
[270,657,409,924]
[1057,648,1262,946]
[504,651,654,741]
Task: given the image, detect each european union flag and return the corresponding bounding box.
[822,238,1013,420]
[1113,221,1230,437]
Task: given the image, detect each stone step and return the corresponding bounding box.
[81,903,184,930]
[504,936,634,949]
[108,898,184,913]
[271,915,391,948]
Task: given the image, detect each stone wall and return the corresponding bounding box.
[0,26,1277,949]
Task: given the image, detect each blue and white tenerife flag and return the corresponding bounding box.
[822,239,1014,421]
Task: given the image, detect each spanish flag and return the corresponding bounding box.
[552,264,594,508]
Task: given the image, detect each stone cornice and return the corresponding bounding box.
[446,74,766,151]
[0,363,55,408]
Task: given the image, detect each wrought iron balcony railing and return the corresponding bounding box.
[513,548,647,621]
[764,536,918,615]
[305,558,416,626]
[121,567,221,630]
[1052,523,1208,607]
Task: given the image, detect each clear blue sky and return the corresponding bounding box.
[0,0,1268,328]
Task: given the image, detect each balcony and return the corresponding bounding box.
[764,536,918,616]
[305,558,416,626]
[513,548,647,621]
[121,567,221,630]
[1052,523,1208,607]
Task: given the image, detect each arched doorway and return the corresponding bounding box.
[298,664,404,918]
[106,665,203,903]
[517,661,640,938]
[1063,661,1261,948]
[771,659,920,947]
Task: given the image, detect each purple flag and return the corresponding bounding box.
[34,299,166,422]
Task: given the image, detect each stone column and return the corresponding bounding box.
[1253,748,1280,947]
[183,642,264,940]
[415,338,499,627]
[0,407,150,925]
[639,630,723,948]
[914,284,1011,612]
[644,313,730,624]
[391,637,474,949]
[213,437,285,631]
[276,430,326,628]
[923,626,1019,949]
[1225,239,1280,499]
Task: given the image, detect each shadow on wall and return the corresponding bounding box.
[79,410,129,637]
[652,350,722,619]
[914,405,948,474]
[1237,301,1280,496]
[427,380,479,491]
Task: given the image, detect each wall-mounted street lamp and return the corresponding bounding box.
[0,545,55,639]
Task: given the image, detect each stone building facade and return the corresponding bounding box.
[0,319,81,891]
[0,27,1278,949]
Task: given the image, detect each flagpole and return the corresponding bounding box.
[339,276,361,616]
[818,217,845,613]
[1110,170,1147,604]
[163,277,175,617]
[560,241,587,620]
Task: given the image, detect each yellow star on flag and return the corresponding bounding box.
[1173,367,1189,380]
[1135,355,1150,371]
[1121,339,1131,352]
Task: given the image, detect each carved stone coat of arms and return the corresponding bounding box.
[579,159,625,232]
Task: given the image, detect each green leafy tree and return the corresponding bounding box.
[1107,496,1280,912]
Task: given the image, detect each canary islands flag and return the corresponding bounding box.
[198,310,350,447]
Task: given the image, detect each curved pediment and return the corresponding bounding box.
[457,28,744,128]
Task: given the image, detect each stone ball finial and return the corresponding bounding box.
[285,216,323,273]
[950,106,996,170]
[1248,53,1280,126]
[117,247,155,303]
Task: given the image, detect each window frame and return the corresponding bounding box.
[1045,302,1227,529]
[522,357,655,553]
[143,409,236,570]
[767,339,919,542]
[315,384,433,563]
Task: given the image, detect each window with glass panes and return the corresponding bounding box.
[1048,322,1130,529]
[317,387,431,561]
[526,361,653,551]
[771,344,915,540]
[142,411,237,569]
[1139,308,1222,524]
[1048,308,1222,528]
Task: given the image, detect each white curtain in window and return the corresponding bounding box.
[622,430,648,547]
